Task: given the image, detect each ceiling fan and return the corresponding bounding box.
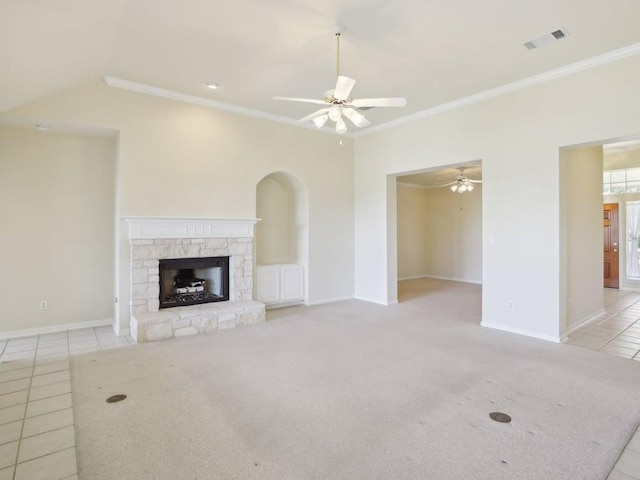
[441,167,482,193]
[273,30,407,134]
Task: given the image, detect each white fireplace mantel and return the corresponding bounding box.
[125,217,260,240]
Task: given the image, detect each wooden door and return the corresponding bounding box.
[603,203,619,288]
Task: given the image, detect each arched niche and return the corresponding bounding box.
[256,172,309,266]
[255,172,309,306]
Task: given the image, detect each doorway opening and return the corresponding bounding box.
[560,136,640,338]
[392,161,483,322]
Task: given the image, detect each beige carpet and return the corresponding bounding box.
[71,279,640,479]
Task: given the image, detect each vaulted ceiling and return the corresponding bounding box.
[2,0,640,130]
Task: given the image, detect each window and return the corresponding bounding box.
[604,168,640,194]
[627,201,640,279]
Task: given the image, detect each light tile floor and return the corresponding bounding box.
[567,289,640,359]
[0,326,133,479]
[1,309,639,479]
[566,289,640,479]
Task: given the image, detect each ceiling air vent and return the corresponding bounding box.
[523,27,569,50]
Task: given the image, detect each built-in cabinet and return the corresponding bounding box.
[256,264,305,305]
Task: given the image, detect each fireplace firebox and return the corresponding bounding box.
[159,256,229,309]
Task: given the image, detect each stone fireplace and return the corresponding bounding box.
[126,218,265,343]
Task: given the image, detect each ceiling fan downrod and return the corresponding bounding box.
[336,32,341,78]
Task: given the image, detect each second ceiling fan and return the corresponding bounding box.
[440,167,482,193]
[273,31,407,134]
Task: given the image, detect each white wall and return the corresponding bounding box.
[11,82,354,332]
[0,127,116,332]
[396,184,430,279]
[560,146,604,334]
[397,183,482,283]
[355,53,640,342]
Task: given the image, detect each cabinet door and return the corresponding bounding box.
[281,265,304,301]
[256,266,281,304]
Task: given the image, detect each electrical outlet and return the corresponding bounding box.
[39,300,48,310]
[507,301,514,310]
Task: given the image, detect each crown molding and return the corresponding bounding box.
[105,41,640,140]
[603,139,640,153]
[103,76,350,137]
[396,181,434,190]
[353,41,640,137]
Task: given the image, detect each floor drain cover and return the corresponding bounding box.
[489,412,511,423]
[106,394,127,404]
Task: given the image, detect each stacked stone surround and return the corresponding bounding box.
[126,218,265,343]
[131,237,254,313]
[130,299,265,343]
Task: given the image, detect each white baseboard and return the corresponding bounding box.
[619,284,640,292]
[397,275,427,281]
[480,321,562,343]
[398,275,482,285]
[306,296,354,306]
[423,275,483,285]
[560,308,606,342]
[354,296,397,306]
[115,327,131,337]
[264,300,306,310]
[0,318,114,341]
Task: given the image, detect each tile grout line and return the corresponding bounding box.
[19,413,74,440]
[14,433,76,468]
[0,326,131,479]
[11,446,77,477]
[576,300,640,341]
[22,400,71,421]
[598,314,640,357]
[11,335,39,480]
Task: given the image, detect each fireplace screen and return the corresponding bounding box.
[159,256,229,308]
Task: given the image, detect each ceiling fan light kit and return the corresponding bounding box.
[450,181,474,193]
[313,114,329,128]
[443,167,482,193]
[273,31,406,134]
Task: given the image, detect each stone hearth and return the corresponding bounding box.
[126,218,265,343]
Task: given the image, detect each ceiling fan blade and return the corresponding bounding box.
[297,108,330,124]
[351,97,407,108]
[273,96,327,105]
[439,181,457,187]
[342,108,370,128]
[333,76,356,101]
[469,179,482,183]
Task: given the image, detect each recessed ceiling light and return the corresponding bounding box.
[206,83,219,90]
